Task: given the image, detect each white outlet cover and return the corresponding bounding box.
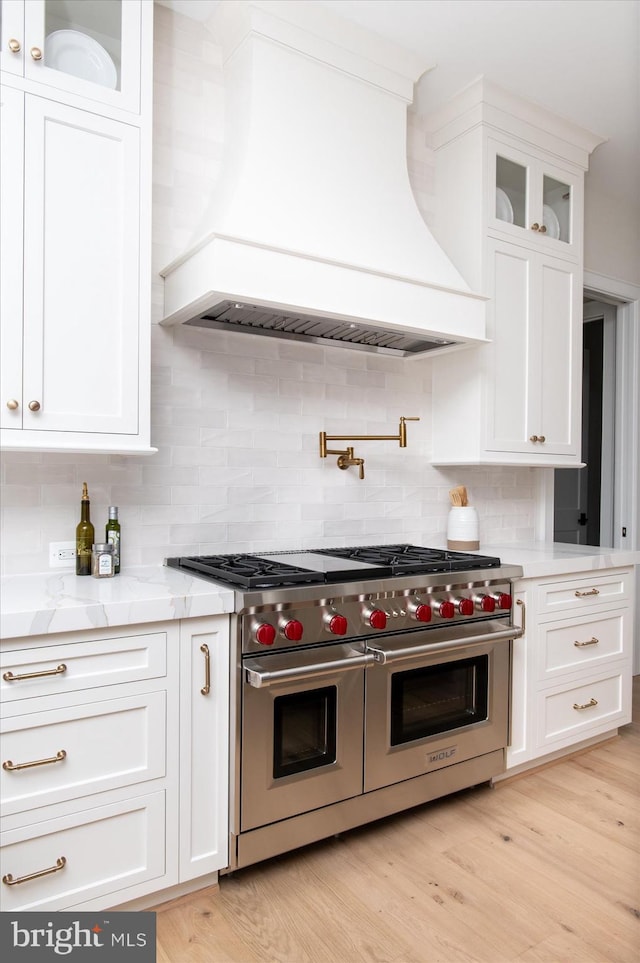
[49,541,77,567]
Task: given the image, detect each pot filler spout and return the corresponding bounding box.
[159,0,487,358]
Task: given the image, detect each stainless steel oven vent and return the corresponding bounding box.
[185,301,456,357]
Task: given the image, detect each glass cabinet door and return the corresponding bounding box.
[0,0,25,76]
[21,0,141,113]
[491,140,578,253]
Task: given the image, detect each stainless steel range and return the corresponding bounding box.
[166,545,523,872]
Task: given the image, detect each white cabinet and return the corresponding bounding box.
[427,78,603,467]
[0,614,231,910]
[0,0,142,113]
[179,616,230,881]
[0,624,180,911]
[0,0,153,453]
[507,568,633,773]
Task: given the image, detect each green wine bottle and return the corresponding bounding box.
[75,482,95,576]
[106,505,121,575]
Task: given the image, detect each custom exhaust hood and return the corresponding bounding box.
[160,0,487,357]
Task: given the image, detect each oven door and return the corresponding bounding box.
[241,643,374,832]
[364,621,515,792]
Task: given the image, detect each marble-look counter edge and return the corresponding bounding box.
[478,542,640,579]
[0,566,235,641]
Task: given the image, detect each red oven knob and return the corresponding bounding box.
[255,623,276,646]
[457,598,474,616]
[494,593,512,610]
[477,595,496,613]
[437,601,455,619]
[413,604,432,623]
[328,614,348,636]
[283,619,304,641]
[369,609,387,630]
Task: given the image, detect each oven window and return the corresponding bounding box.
[273,686,337,778]
[390,655,489,746]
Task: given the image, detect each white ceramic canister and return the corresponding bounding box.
[447,506,479,551]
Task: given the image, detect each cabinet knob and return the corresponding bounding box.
[530,222,540,232]
[30,46,43,61]
[8,38,22,53]
[6,399,19,410]
[538,435,545,443]
[538,224,547,234]
[28,400,41,411]
[529,435,538,442]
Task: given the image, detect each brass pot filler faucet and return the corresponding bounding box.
[319,416,420,480]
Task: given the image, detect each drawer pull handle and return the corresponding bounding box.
[574,637,599,648]
[516,598,526,635]
[574,588,599,598]
[573,698,598,711]
[3,663,67,682]
[3,749,67,772]
[200,643,210,695]
[3,856,67,886]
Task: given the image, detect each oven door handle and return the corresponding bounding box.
[366,625,521,665]
[245,651,376,688]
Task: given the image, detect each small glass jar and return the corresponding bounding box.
[92,543,115,578]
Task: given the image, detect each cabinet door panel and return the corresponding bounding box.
[22,95,140,434]
[0,83,24,429]
[0,0,24,76]
[486,244,531,450]
[537,256,580,453]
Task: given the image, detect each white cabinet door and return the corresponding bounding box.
[488,138,582,259]
[0,83,23,430]
[179,617,230,881]
[1,0,142,114]
[486,241,580,457]
[20,95,140,436]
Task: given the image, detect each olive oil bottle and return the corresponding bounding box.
[106,506,121,574]
[75,482,95,576]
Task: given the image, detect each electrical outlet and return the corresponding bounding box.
[50,541,77,567]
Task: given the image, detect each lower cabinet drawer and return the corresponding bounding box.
[539,612,626,680]
[1,692,166,816]
[537,570,630,616]
[536,670,630,748]
[0,792,166,911]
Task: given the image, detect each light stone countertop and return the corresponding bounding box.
[1,543,638,642]
[478,541,640,579]
[0,565,235,641]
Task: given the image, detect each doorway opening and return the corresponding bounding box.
[553,299,616,547]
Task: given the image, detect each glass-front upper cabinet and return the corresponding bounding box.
[0,0,142,114]
[488,139,581,257]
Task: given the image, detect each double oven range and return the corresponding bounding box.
[167,544,523,872]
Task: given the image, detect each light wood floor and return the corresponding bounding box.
[156,678,640,963]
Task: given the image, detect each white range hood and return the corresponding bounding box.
[160,0,487,357]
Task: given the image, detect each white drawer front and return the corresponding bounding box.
[0,792,166,911]
[539,613,626,679]
[1,633,167,705]
[1,692,166,816]
[537,672,629,748]
[537,570,630,617]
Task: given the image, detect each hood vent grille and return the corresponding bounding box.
[185,301,455,357]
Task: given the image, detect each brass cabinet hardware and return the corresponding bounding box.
[6,399,19,410]
[531,222,540,231]
[319,416,419,479]
[516,598,526,635]
[30,46,43,60]
[574,637,599,647]
[574,588,599,598]
[573,697,598,710]
[538,435,545,442]
[8,38,21,53]
[200,643,211,695]
[28,400,41,411]
[538,224,547,234]
[3,856,67,886]
[529,434,546,443]
[3,749,67,772]
[3,663,67,682]
[529,435,539,442]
